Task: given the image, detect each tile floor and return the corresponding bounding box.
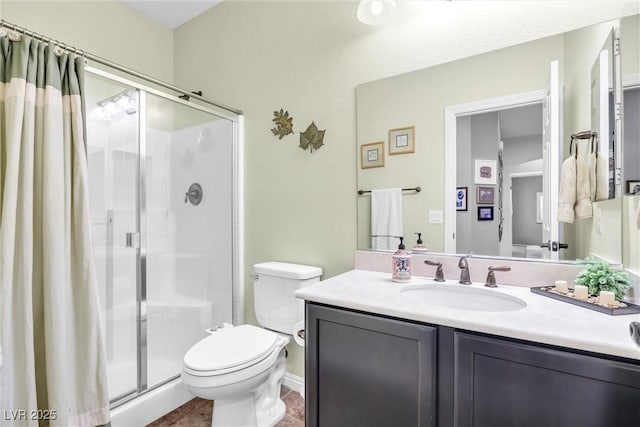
[146,385,304,426]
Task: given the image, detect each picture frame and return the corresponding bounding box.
[388,126,415,155]
[474,159,497,185]
[627,180,640,195]
[477,206,494,221]
[361,141,385,169]
[476,186,495,204]
[456,187,468,211]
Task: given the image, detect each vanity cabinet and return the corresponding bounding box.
[305,303,437,427]
[305,302,640,427]
[454,332,640,427]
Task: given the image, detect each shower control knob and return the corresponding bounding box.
[184,183,203,205]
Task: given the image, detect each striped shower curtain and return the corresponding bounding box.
[0,30,110,426]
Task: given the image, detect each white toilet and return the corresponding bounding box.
[181,262,322,427]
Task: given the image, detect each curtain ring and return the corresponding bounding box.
[8,30,22,42]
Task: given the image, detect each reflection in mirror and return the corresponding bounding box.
[591,30,616,200]
[621,14,640,272]
[456,104,545,260]
[356,14,639,267]
[623,87,640,189]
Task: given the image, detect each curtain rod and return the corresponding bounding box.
[357,186,422,195]
[0,19,243,116]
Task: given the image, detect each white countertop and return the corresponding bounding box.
[295,269,640,361]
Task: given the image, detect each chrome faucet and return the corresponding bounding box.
[458,255,472,285]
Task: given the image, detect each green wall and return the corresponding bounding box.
[3,0,637,379]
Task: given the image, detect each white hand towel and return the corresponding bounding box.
[371,188,403,250]
[637,197,640,229]
[575,149,593,219]
[558,156,577,223]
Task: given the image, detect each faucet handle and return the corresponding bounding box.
[485,266,511,288]
[424,260,445,282]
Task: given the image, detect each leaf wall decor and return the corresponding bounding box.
[299,121,326,153]
[271,109,294,139]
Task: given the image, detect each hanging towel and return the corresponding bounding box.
[558,156,577,223]
[636,197,640,229]
[371,188,403,250]
[575,148,593,219]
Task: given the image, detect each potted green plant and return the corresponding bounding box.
[575,258,631,300]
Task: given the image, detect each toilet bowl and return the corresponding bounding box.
[181,324,289,427]
[182,262,322,426]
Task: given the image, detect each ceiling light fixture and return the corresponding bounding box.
[357,0,398,26]
[90,90,138,121]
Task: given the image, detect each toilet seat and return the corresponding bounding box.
[183,325,282,377]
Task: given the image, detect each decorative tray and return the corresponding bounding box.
[530,286,640,316]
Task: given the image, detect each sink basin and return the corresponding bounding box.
[400,284,527,312]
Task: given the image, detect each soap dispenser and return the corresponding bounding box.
[392,237,411,283]
[412,232,428,253]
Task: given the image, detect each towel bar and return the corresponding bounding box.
[357,186,421,195]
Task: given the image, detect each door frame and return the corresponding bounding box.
[444,90,546,253]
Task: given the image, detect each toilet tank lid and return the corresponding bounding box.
[254,262,323,279]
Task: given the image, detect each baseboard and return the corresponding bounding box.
[283,372,305,396]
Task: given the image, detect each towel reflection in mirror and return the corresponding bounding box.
[558,131,609,223]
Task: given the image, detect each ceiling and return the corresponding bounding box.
[123,0,224,29]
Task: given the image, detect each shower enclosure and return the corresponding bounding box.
[84,68,242,409]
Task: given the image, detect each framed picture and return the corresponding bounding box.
[456,187,468,211]
[476,186,495,204]
[361,141,385,169]
[474,159,497,185]
[388,126,415,155]
[627,180,640,194]
[477,206,494,221]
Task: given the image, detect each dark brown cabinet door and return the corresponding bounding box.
[454,331,640,427]
[306,303,437,427]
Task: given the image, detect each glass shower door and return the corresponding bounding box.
[86,74,140,401]
[86,67,237,404]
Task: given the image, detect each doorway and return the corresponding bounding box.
[443,89,548,256]
[455,104,544,258]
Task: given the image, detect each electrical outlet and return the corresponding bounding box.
[429,210,443,224]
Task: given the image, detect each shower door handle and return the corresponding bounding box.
[125,232,140,249]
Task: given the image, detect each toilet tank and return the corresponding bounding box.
[253,262,322,335]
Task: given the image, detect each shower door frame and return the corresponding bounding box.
[86,66,244,408]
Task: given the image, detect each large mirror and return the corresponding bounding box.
[356,14,639,266]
